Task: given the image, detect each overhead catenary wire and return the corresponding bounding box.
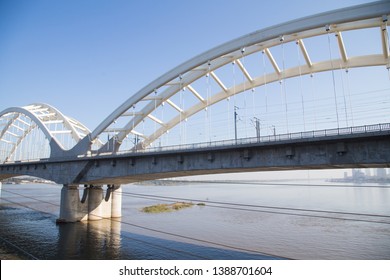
[0,196,211,260]
[0,190,288,259]
[119,191,390,225]
[0,235,39,260]
[3,187,390,225]
[3,184,390,260]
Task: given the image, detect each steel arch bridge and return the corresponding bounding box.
[0,103,102,162]
[1,1,390,164]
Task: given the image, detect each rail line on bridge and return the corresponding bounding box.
[111,122,390,156]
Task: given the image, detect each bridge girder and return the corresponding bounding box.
[1,129,389,185]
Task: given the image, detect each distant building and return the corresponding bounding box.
[376,168,387,179]
[352,169,365,180]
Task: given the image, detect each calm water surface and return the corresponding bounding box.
[0,181,389,259]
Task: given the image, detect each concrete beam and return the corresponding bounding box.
[1,131,389,185]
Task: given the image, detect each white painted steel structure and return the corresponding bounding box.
[88,1,390,153]
[0,103,100,162]
[1,1,389,163]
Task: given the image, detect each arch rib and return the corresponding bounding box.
[140,54,388,148]
[73,1,390,154]
[0,103,96,161]
[0,106,63,159]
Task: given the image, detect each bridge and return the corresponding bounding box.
[1,1,390,222]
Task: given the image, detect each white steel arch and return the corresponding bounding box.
[0,103,96,162]
[81,1,390,154]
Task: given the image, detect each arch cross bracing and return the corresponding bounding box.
[84,1,390,155]
[0,103,99,163]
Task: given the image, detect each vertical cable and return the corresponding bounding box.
[262,51,269,129]
[206,62,211,142]
[296,40,306,131]
[280,36,289,133]
[232,61,237,140]
[132,105,135,149]
[252,88,257,138]
[179,75,183,145]
[182,87,187,145]
[241,48,248,138]
[326,25,340,129]
[227,96,230,140]
[339,64,349,127]
[161,100,165,147]
[154,90,157,143]
[383,15,390,79]
[345,69,354,127]
[310,74,318,130]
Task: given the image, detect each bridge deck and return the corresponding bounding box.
[1,123,389,185]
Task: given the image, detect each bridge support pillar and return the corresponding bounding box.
[58,185,88,223]
[88,185,105,221]
[110,185,122,218]
[57,184,122,223]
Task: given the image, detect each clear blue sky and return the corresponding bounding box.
[0,0,372,131]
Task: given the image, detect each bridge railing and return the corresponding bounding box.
[2,123,390,163]
[119,122,390,155]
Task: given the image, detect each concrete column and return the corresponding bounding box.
[111,185,122,218]
[58,185,88,223]
[101,186,112,219]
[88,185,104,221]
[58,184,122,222]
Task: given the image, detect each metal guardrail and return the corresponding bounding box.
[119,122,390,155]
[2,123,390,163]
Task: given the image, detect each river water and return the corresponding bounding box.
[0,180,389,260]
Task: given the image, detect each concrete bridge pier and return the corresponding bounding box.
[88,185,108,221]
[57,184,122,223]
[110,185,122,218]
[58,185,88,223]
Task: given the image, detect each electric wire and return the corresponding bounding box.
[0,189,287,259]
[0,235,39,260]
[0,189,211,260]
[3,181,390,217]
[6,186,388,226]
[7,183,387,258]
[119,191,390,225]
[0,196,211,260]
